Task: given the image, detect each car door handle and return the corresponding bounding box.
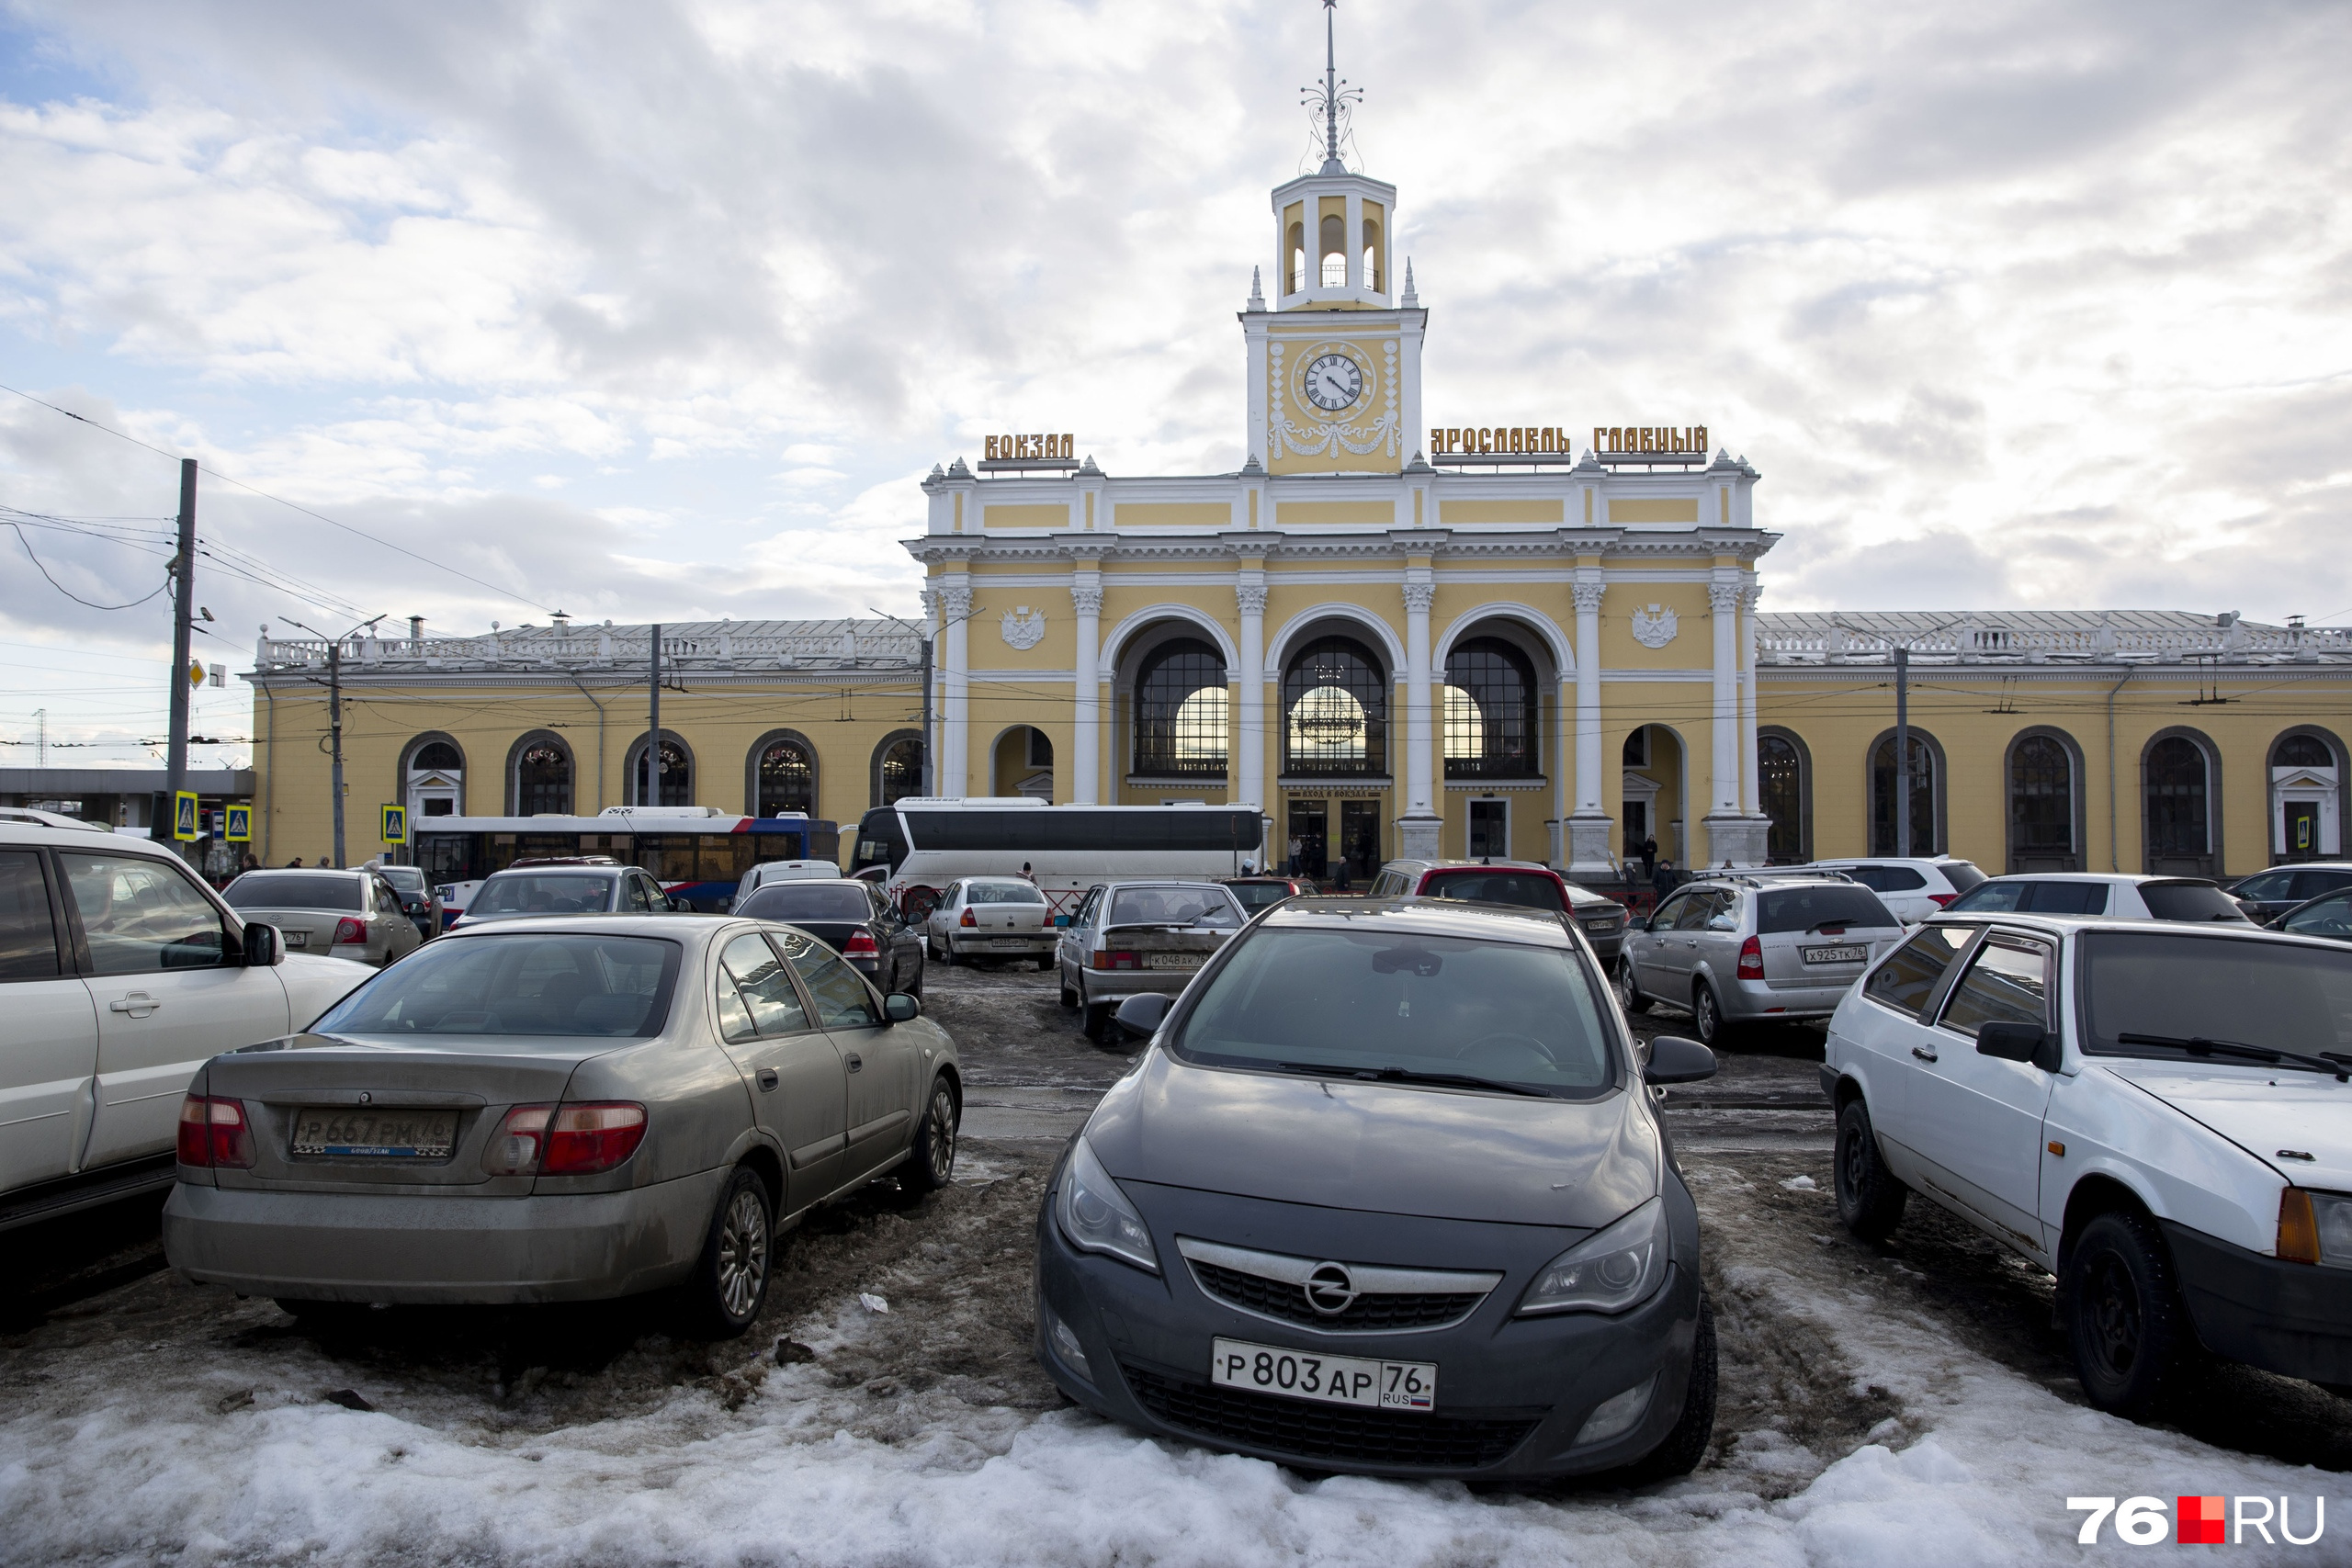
[757,1068,779,1091]
[108,992,160,1018]
[844,1053,863,1073]
[1911,1045,1939,1063]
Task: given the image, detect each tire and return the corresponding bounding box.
[1691,980,1730,1047]
[2064,1208,2195,1418]
[907,956,924,999]
[1833,1098,1908,1242]
[1081,1000,1113,1043]
[1617,1292,1717,1484]
[676,1166,773,1339]
[899,1077,959,1197]
[1035,955,1054,972]
[1617,957,1652,1014]
[1058,970,1079,1009]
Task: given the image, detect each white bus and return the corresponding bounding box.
[849,798,1268,919]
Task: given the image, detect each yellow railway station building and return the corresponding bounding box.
[244,98,2352,889]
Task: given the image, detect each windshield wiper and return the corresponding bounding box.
[2114,1032,2350,1082]
[1272,1062,1552,1097]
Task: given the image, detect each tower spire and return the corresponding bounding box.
[1303,0,1361,175]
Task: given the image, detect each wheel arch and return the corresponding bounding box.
[734,1141,786,1215]
[2055,1170,2160,1276]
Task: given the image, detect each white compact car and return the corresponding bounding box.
[1805,857,1986,922]
[1942,872,2253,923]
[1822,914,2352,1416]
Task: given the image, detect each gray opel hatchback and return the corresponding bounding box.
[1034,897,1720,1483]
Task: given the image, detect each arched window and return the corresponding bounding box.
[1361,218,1383,293]
[632,739,691,807]
[1283,636,1387,776]
[2146,736,2211,868]
[2273,733,2335,770]
[1133,638,1228,776]
[1758,732,1806,863]
[1871,734,1939,855]
[873,732,923,807]
[753,735,815,817]
[1286,221,1306,295]
[400,735,465,821]
[1442,637,1536,778]
[2008,734,2075,868]
[513,738,572,817]
[1319,213,1346,288]
[413,741,461,773]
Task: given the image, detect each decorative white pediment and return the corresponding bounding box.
[1000,606,1047,650]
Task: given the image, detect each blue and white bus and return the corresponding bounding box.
[849,798,1266,919]
[416,807,838,920]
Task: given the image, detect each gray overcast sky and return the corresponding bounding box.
[3,0,2348,767]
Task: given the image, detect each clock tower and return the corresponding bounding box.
[1242,1,1424,476]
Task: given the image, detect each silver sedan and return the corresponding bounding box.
[162,914,962,1336]
[221,869,424,966]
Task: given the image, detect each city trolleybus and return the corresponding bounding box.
[415,807,839,921]
[849,797,1267,919]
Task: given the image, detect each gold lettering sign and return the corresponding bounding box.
[984,434,1076,461]
[1427,425,1573,456]
[1594,426,1709,456]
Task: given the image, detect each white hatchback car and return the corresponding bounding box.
[1823,915,2352,1415]
[1941,872,2255,924]
[0,822,368,1228]
[1805,857,1987,922]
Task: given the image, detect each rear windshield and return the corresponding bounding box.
[374,866,426,893]
[223,874,361,911]
[1226,881,1295,910]
[967,882,1046,905]
[1108,886,1241,929]
[1940,861,1988,893]
[1948,880,2109,916]
[737,884,872,922]
[1758,886,1896,933]
[1421,870,1566,911]
[2139,881,2251,924]
[311,933,681,1038]
[472,874,614,915]
[2080,931,2352,1062]
[1170,926,1615,1098]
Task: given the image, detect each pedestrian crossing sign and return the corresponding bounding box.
[380,803,408,845]
[172,791,199,841]
[224,804,252,842]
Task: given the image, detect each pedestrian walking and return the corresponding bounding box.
[1652,858,1676,901]
[1638,835,1657,878]
[1286,833,1303,875]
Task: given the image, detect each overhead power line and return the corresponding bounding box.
[2,518,170,611]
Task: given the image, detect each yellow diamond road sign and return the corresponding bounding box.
[172,790,199,841]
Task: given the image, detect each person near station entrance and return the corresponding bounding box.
[1651,858,1676,900]
[285,856,303,868]
[1286,834,1303,875]
[1638,835,1658,878]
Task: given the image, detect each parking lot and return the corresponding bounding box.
[2,961,2345,1564]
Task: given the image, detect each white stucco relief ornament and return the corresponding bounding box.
[1631,604,1679,649]
[1000,606,1046,650]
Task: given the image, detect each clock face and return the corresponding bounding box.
[1301,352,1365,412]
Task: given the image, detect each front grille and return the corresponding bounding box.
[1120,1362,1539,1469]
[1190,1259,1485,1331]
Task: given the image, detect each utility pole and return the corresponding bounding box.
[165,457,197,858]
[645,623,662,807]
[1894,645,1911,858]
[285,613,383,870]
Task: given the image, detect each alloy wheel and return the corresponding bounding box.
[926,1087,956,1180]
[1695,986,1719,1043]
[715,1188,770,1321]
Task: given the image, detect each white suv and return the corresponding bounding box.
[1823,914,2352,1415]
[1805,856,1986,922]
[0,822,367,1228]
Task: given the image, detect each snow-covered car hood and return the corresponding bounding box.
[1082,1048,1658,1228]
[2101,1060,2352,1190]
[278,952,371,1031]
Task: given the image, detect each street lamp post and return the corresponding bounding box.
[286,614,385,869]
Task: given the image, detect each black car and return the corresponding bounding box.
[2225,863,2352,922]
[734,877,926,997]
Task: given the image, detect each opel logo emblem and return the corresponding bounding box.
[1304,1262,1358,1315]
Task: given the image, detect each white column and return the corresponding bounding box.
[1398,575,1441,857]
[1566,575,1613,877]
[1740,582,1762,817]
[1236,578,1266,810]
[1071,578,1102,805]
[938,579,972,797]
[1702,578,1766,867]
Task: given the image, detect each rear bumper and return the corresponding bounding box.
[1723,976,1850,1021]
[162,1168,726,1304]
[949,931,1055,957]
[2162,1219,2352,1385]
[1577,929,1625,963]
[1078,969,1202,1004]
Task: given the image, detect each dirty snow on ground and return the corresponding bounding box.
[4,1156,2342,1566]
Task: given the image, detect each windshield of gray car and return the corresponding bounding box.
[1169,925,1617,1097]
[311,933,681,1037]
[2080,931,2352,1062]
[223,874,361,911]
[737,884,872,921]
[1108,886,1240,928]
[1758,886,1896,932]
[471,874,615,915]
[1420,871,1565,910]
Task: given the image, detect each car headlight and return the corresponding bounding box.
[1055,1136,1160,1274]
[2285,1189,2352,1268]
[1517,1197,1669,1315]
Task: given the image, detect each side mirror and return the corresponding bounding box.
[884,993,922,1023]
[243,920,285,967]
[668,896,691,912]
[1975,1021,2060,1071]
[1643,1034,1716,1085]
[1114,993,1171,1037]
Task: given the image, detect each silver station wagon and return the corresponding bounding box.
[163,914,961,1334]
